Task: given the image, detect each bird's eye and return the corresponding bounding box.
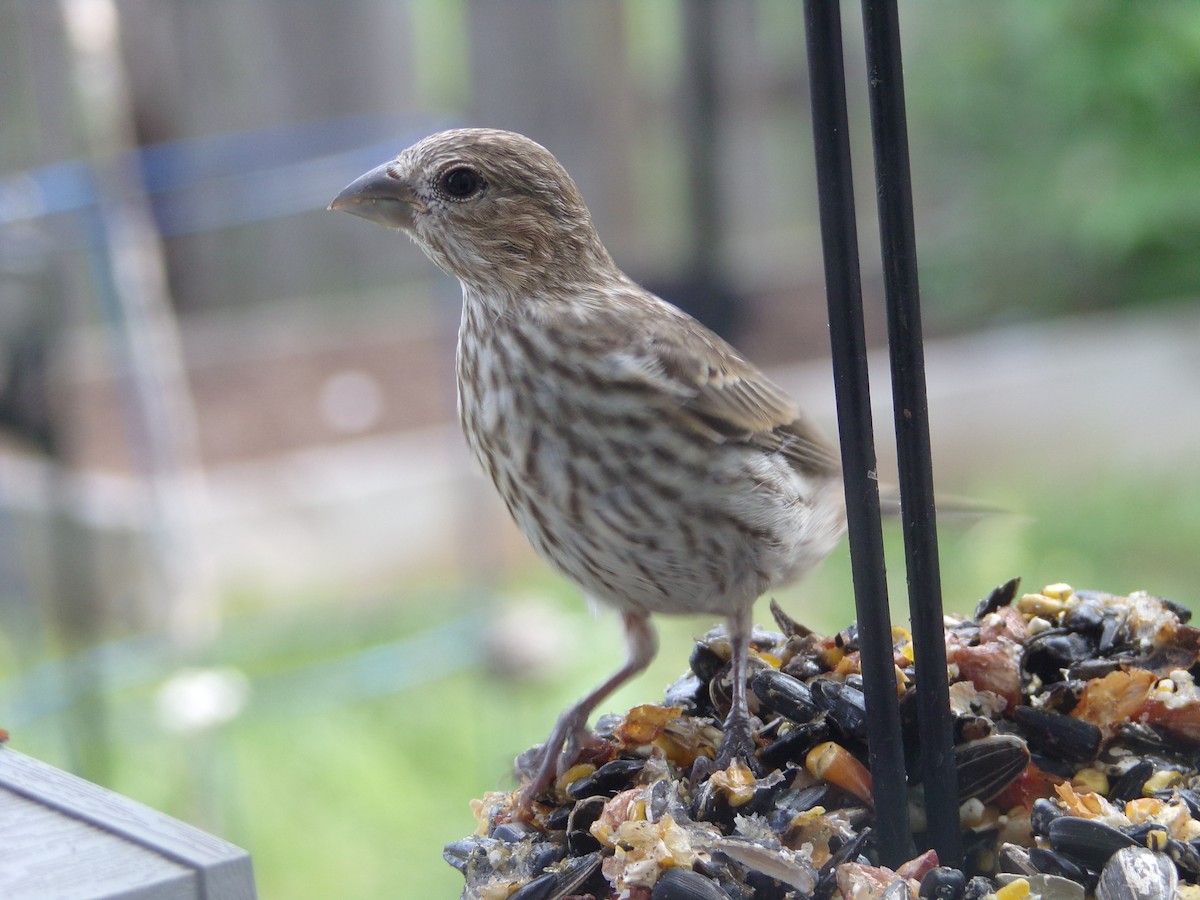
[440,166,484,200]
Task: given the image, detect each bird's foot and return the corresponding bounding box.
[714,708,762,775]
[511,612,658,822]
[512,706,595,822]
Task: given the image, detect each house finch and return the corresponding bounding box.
[330,129,846,813]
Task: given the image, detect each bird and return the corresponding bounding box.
[330,128,847,815]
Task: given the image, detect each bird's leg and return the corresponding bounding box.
[515,610,657,818]
[715,602,760,772]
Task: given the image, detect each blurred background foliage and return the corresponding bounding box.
[0,1,1198,897]
[910,2,1200,325]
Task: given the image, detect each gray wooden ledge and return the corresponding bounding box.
[0,747,256,899]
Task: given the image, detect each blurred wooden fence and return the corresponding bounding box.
[0,0,874,648]
[1,0,835,323]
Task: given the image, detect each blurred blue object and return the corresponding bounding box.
[0,608,489,728]
[0,115,454,238]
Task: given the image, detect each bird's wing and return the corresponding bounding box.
[609,308,841,478]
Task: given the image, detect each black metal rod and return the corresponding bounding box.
[860,0,962,867]
[802,0,913,867]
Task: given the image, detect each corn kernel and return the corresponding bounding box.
[1018,593,1065,618]
[479,884,513,900]
[1071,768,1109,796]
[1144,770,1184,793]
[1145,828,1170,851]
[558,763,596,795]
[1183,817,1200,842]
[787,805,827,830]
[1041,582,1074,601]
[807,741,873,804]
[1125,797,1166,822]
[711,760,758,806]
[996,877,1030,899]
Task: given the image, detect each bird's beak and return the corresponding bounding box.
[328,162,417,230]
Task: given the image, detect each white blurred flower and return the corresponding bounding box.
[156,667,250,734]
[485,594,575,681]
[319,369,385,434]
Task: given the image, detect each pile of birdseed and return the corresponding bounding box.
[446,580,1200,899]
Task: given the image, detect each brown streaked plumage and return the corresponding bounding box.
[331,128,846,814]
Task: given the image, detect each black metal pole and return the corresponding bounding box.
[802,0,913,867]
[860,0,962,867]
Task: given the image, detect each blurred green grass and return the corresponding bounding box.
[3,466,1198,897]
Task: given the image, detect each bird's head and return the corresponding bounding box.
[330,128,617,295]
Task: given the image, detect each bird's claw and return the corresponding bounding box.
[714,712,762,775]
[512,706,594,821]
